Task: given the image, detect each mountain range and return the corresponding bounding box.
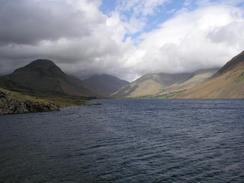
[0,59,130,110]
[156,68,219,98]
[113,51,244,99]
[82,74,129,97]
[112,73,193,98]
[0,50,243,114]
[0,59,128,98]
[0,59,129,114]
[175,51,244,98]
[0,59,94,97]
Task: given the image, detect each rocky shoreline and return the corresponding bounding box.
[0,90,59,115]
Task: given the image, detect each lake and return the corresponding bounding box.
[0,99,244,183]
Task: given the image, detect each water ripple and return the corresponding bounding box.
[0,99,244,183]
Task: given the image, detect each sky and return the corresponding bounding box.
[0,0,243,81]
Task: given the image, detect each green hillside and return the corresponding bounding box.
[0,87,58,115]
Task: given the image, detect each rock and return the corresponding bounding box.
[0,89,59,115]
[0,91,5,98]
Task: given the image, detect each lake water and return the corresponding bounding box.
[0,99,244,183]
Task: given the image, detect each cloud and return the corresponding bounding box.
[0,0,243,81]
[114,0,169,34]
[116,0,168,16]
[0,0,133,78]
[125,5,244,77]
[0,0,104,45]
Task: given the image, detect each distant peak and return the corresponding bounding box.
[91,74,115,78]
[22,59,60,71]
[86,74,127,82]
[13,59,65,77]
[29,59,56,66]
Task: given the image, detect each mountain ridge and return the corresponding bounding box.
[112,50,244,99]
[175,51,244,99]
[112,72,193,98]
[82,74,129,97]
[0,50,243,110]
[214,51,244,77]
[0,59,96,97]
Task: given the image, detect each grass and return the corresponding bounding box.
[43,96,88,107]
[157,90,186,99]
[0,87,61,115]
[176,67,244,99]
[237,72,244,82]
[0,87,51,104]
[0,87,92,108]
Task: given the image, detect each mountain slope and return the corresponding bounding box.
[157,68,218,98]
[0,87,58,115]
[0,59,94,97]
[82,74,129,97]
[113,73,192,98]
[176,51,244,98]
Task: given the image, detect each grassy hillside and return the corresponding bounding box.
[0,87,58,115]
[176,65,244,99]
[0,59,94,97]
[112,50,244,100]
[113,73,192,98]
[0,59,99,114]
[157,69,218,98]
[0,86,94,115]
[176,51,244,99]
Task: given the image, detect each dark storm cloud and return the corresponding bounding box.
[0,0,130,77]
[0,0,102,45]
[0,0,243,81]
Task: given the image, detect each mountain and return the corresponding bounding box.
[0,59,94,97]
[214,51,244,76]
[157,68,218,98]
[112,73,192,98]
[176,51,244,98]
[82,74,129,97]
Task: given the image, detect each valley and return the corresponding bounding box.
[0,51,243,115]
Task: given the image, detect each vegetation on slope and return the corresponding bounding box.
[0,88,58,115]
[112,73,192,98]
[157,69,218,98]
[176,51,244,99]
[0,59,94,97]
[0,59,97,114]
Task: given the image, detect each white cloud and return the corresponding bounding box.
[0,0,133,79]
[117,0,168,16]
[125,5,244,77]
[0,0,243,81]
[114,0,169,34]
